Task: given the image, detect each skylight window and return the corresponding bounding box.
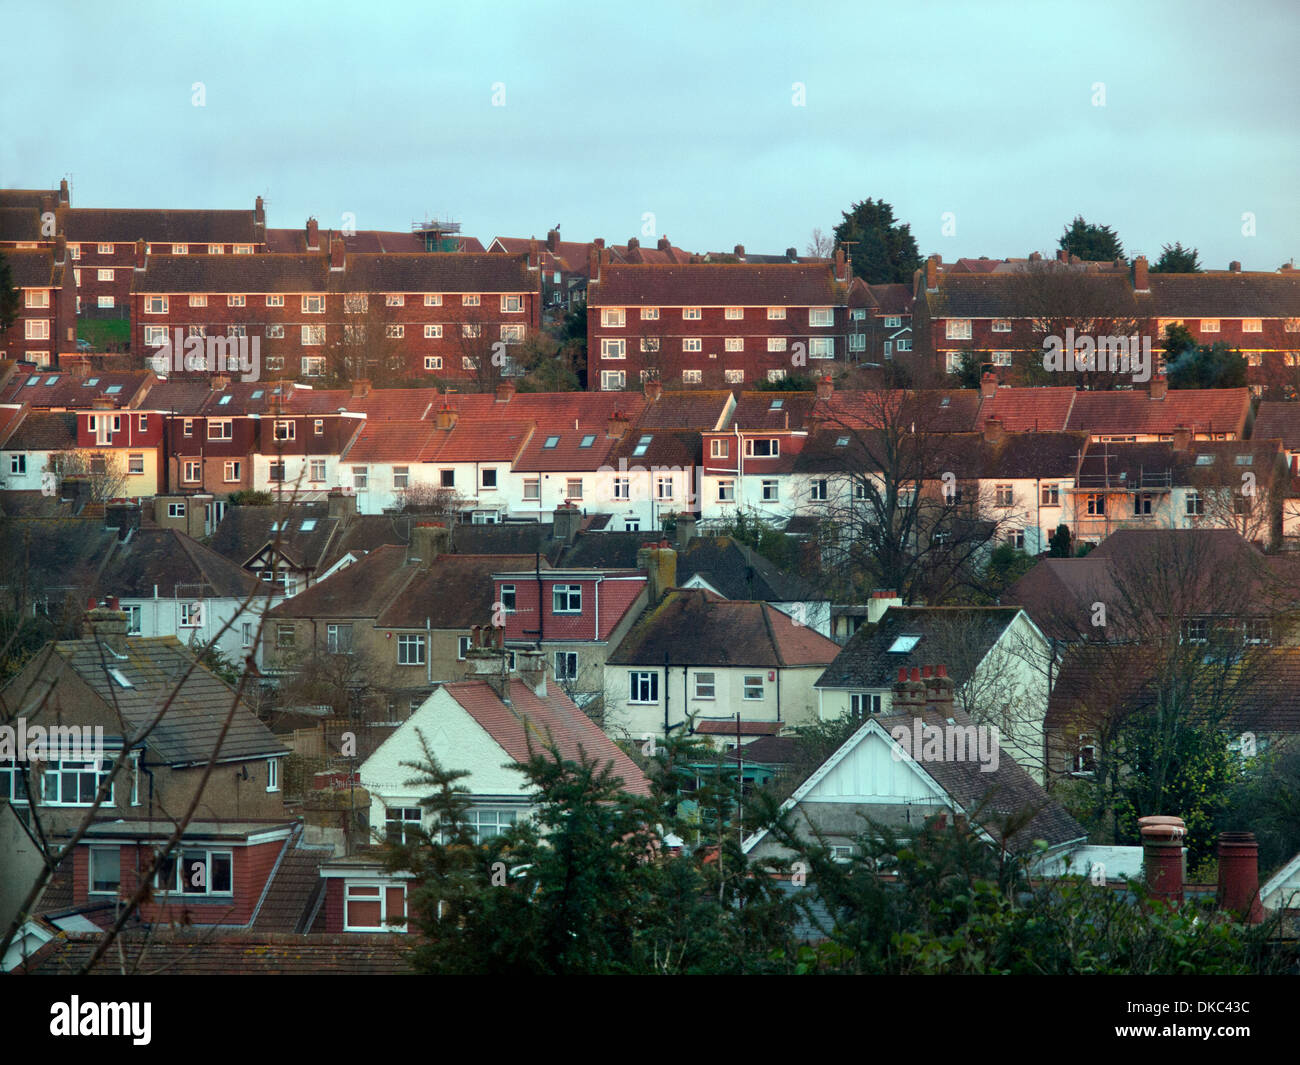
[25,375,40,386]
[633,435,652,457]
[300,519,317,531]
[46,376,60,385]
[579,434,596,448]
[83,377,100,387]
[107,667,133,689]
[251,389,264,399]
[940,396,951,407]
[1195,454,1215,466]
[836,435,850,446]
[105,385,122,394]
[887,635,921,653]
[544,435,560,448]
[1235,454,1253,465]
[770,399,784,410]
[219,395,231,405]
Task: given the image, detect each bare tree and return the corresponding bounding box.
[806,228,834,259]
[325,293,406,387]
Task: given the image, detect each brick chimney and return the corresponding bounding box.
[925,256,938,293]
[891,666,927,711]
[636,542,677,603]
[643,375,662,402]
[306,217,320,251]
[54,235,67,266]
[1140,815,1186,905]
[528,237,539,270]
[463,625,512,700]
[657,235,671,252]
[588,246,600,282]
[552,502,582,544]
[734,244,745,258]
[627,237,640,250]
[350,378,372,399]
[254,196,265,230]
[980,370,999,400]
[1149,373,1168,401]
[1171,423,1192,451]
[1028,251,1042,262]
[327,488,358,520]
[59,178,70,206]
[674,512,696,550]
[1216,831,1264,923]
[84,600,129,655]
[816,374,833,401]
[1229,261,1242,273]
[434,403,459,430]
[983,416,1006,445]
[924,664,955,709]
[606,409,630,440]
[1056,249,1069,263]
[40,193,54,216]
[408,521,450,566]
[867,590,902,623]
[1134,256,1149,292]
[495,380,516,403]
[834,247,849,283]
[91,395,116,410]
[546,229,560,253]
[329,237,345,272]
[134,238,147,272]
[517,648,548,698]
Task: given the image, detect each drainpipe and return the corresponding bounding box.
[426,616,431,686]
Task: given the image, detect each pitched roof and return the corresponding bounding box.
[18,931,416,975]
[677,536,820,603]
[634,390,733,430]
[1063,388,1251,437]
[1253,401,1300,451]
[0,370,153,409]
[99,528,258,598]
[2,248,60,288]
[590,263,843,306]
[14,636,288,765]
[608,589,840,668]
[444,677,650,795]
[1146,272,1300,317]
[1,410,76,449]
[208,504,339,571]
[815,606,1022,690]
[975,387,1077,432]
[60,207,261,244]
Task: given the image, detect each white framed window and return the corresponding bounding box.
[946,319,972,340]
[810,307,833,327]
[613,476,630,500]
[461,294,481,307]
[850,692,883,717]
[554,651,578,682]
[386,806,423,845]
[208,244,224,254]
[144,325,168,346]
[274,420,296,441]
[343,293,368,314]
[499,584,517,612]
[656,474,674,500]
[601,338,626,359]
[810,479,828,501]
[761,479,779,502]
[267,294,285,307]
[1243,319,1262,333]
[694,672,716,699]
[25,320,50,340]
[717,479,735,501]
[266,324,285,338]
[309,458,326,480]
[97,243,114,255]
[991,351,1012,366]
[523,477,540,500]
[344,882,406,932]
[353,466,369,490]
[682,369,702,383]
[302,325,325,345]
[302,295,325,313]
[809,337,833,358]
[723,337,744,352]
[744,438,779,457]
[499,323,525,344]
[145,295,168,314]
[1041,483,1060,506]
[40,759,114,807]
[96,268,114,282]
[457,636,471,660]
[128,454,145,475]
[767,337,787,352]
[424,324,443,339]
[1186,490,1204,516]
[267,758,280,792]
[89,847,122,895]
[386,324,405,338]
[228,294,246,307]
[386,294,405,307]
[227,324,247,337]
[601,370,626,390]
[302,356,325,376]
[462,324,482,338]
[553,585,582,613]
[629,671,659,703]
[710,439,729,459]
[641,307,660,320]
[168,503,187,519]
[481,468,497,489]
[188,294,207,307]
[9,454,25,475]
[68,245,80,260]
[182,461,201,482]
[682,307,702,320]
[601,307,626,327]
[725,307,743,320]
[767,307,786,320]
[992,319,1011,333]
[424,356,443,370]
[397,634,426,665]
[946,352,963,373]
[849,333,866,351]
[224,460,241,482]
[743,674,764,700]
[96,295,115,308]
[187,324,206,339]
[896,338,912,352]
[724,369,744,383]
[640,337,660,353]
[425,293,442,306]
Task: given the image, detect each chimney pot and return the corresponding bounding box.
[547,229,560,253]
[1216,831,1264,922]
[1229,260,1242,273]
[306,217,320,251]
[925,256,938,292]
[1134,256,1150,292]
[657,235,670,252]
[734,244,745,257]
[329,236,345,271]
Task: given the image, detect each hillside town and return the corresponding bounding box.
[2,176,1298,980]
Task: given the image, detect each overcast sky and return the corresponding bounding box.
[4,0,1297,269]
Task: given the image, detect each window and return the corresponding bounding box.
[464,807,518,846]
[717,479,735,502]
[127,453,145,475]
[266,294,285,307]
[1134,493,1154,516]
[386,324,405,338]
[393,466,410,490]
[682,338,702,352]
[276,623,295,649]
[946,319,972,340]
[423,293,444,307]
[309,459,326,481]
[422,324,444,340]
[273,420,295,440]
[302,295,325,313]
[767,307,786,320]
[302,325,325,346]
[268,461,286,482]
[995,484,1013,507]
[761,480,779,502]
[629,671,659,703]
[1186,490,1204,516]
[694,672,716,699]
[743,675,764,700]
[1041,483,1060,506]
[1245,619,1271,645]
[24,319,50,340]
[499,294,523,313]
[682,369,702,383]
[850,692,883,717]
[745,438,780,457]
[98,243,114,254]
[89,847,121,895]
[1074,736,1098,776]
[398,634,425,665]
[40,759,113,806]
[767,337,787,352]
[1199,318,1220,333]
[266,324,285,339]
[145,295,168,314]
[462,294,480,307]
[1085,493,1105,516]
[656,475,674,500]
[343,882,407,932]
[809,479,828,501]
[324,623,353,655]
[168,502,187,518]
[1181,617,1209,644]
[457,636,472,660]
[613,476,630,500]
[424,356,444,371]
[992,319,1012,333]
[896,339,912,352]
[523,477,540,500]
[125,604,143,635]
[481,468,497,489]
[639,337,660,354]
[553,651,578,682]
[462,324,482,339]
[266,757,280,792]
[241,622,254,648]
[601,338,626,359]
[353,466,369,491]
[1243,319,1262,333]
[93,267,116,283]
[440,469,455,488]
[602,370,626,390]
[182,461,201,483]
[25,289,51,309]
[809,337,834,358]
[386,806,423,845]
[601,307,625,327]
[719,337,744,355]
[682,307,702,320]
[849,333,866,352]
[10,454,26,475]
[553,585,582,613]
[810,307,833,327]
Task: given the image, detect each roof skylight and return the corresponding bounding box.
[887,634,921,653]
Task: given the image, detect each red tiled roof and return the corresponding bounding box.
[1064,388,1251,436]
[590,263,843,306]
[60,207,261,244]
[1253,401,1300,450]
[976,386,1077,431]
[447,678,651,795]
